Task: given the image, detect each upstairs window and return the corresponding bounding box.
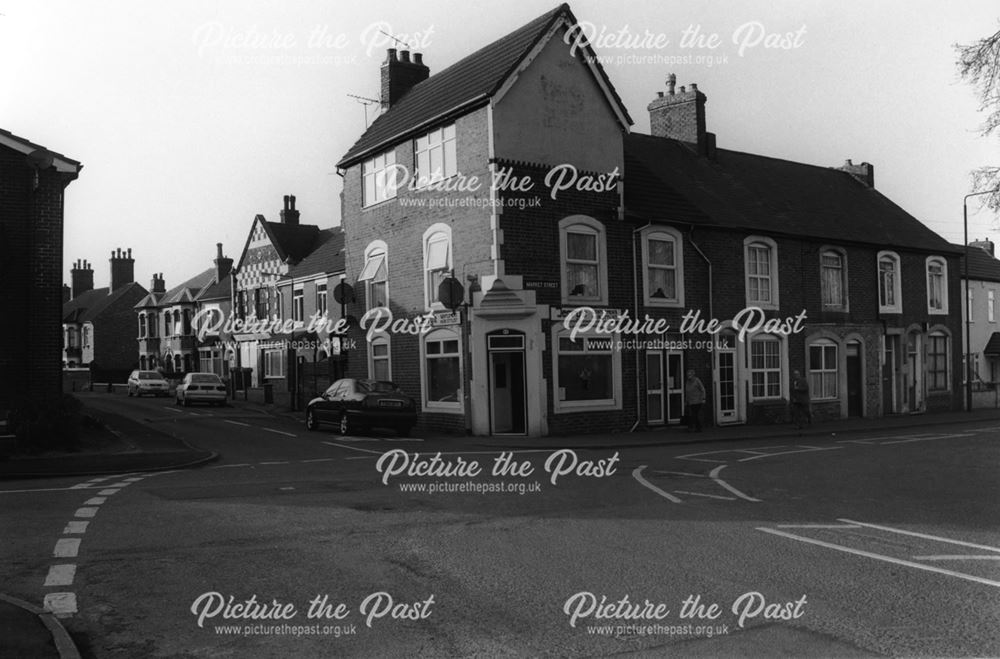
[316,283,328,318]
[820,249,847,309]
[878,251,901,313]
[423,225,452,308]
[359,242,388,311]
[362,150,397,207]
[293,287,304,322]
[641,227,684,307]
[745,236,779,309]
[560,216,608,306]
[926,256,948,314]
[414,124,457,186]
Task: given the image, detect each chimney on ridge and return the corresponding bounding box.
[970,238,996,257]
[838,159,875,188]
[150,273,166,294]
[70,259,94,299]
[109,247,135,293]
[214,243,233,282]
[648,73,713,155]
[381,48,430,109]
[280,195,300,226]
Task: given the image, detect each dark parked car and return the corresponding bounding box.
[306,378,417,436]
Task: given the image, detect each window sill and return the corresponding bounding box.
[362,197,397,210]
[554,400,620,414]
[644,298,684,308]
[422,403,463,415]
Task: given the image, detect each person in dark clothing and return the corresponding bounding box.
[790,369,812,429]
[685,369,706,432]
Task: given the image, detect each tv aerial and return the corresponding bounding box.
[347,93,381,128]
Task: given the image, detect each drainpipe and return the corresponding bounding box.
[631,222,652,432]
[688,228,713,320]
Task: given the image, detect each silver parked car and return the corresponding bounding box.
[175,372,227,407]
[127,370,170,397]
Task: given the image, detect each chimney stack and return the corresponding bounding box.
[70,259,94,299]
[62,284,71,304]
[109,247,135,292]
[150,272,166,294]
[280,194,300,226]
[970,238,996,257]
[214,243,234,282]
[381,47,430,109]
[838,159,875,188]
[648,74,711,155]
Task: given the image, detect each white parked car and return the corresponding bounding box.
[127,370,170,397]
[175,372,227,407]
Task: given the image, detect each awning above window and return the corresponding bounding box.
[984,332,1000,356]
[357,253,386,282]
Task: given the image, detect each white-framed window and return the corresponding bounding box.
[316,282,328,318]
[82,325,91,349]
[553,330,621,412]
[292,286,304,322]
[877,251,902,313]
[560,215,608,306]
[927,331,949,391]
[138,313,146,339]
[422,329,462,412]
[808,339,838,400]
[369,335,391,381]
[968,288,975,322]
[414,124,457,186]
[358,241,388,311]
[820,249,847,309]
[362,149,398,207]
[641,226,684,307]
[264,349,284,379]
[926,256,948,314]
[989,290,995,323]
[744,236,779,309]
[423,225,452,309]
[749,335,782,399]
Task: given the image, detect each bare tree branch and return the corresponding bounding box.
[956,25,1000,209]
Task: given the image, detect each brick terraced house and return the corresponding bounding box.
[1,129,81,414]
[335,4,962,436]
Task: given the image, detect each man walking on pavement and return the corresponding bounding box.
[790,369,812,429]
[685,369,706,432]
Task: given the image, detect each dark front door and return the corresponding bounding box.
[847,343,863,417]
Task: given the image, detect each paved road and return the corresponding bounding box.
[3,394,999,657]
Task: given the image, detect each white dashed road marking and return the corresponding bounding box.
[44,565,77,587]
[262,428,297,437]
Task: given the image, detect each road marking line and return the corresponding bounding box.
[53,539,80,558]
[224,420,250,427]
[879,433,974,445]
[262,428,297,437]
[0,486,102,495]
[757,527,1000,588]
[70,483,94,489]
[632,466,682,503]
[737,446,842,463]
[777,524,862,529]
[735,450,768,455]
[652,470,709,478]
[914,555,1000,561]
[345,456,376,460]
[43,592,77,617]
[709,465,760,502]
[673,490,736,501]
[323,441,386,454]
[301,458,335,463]
[675,457,728,463]
[97,489,120,496]
[106,482,132,488]
[259,461,289,465]
[74,507,99,518]
[63,521,88,534]
[123,477,145,482]
[44,565,76,587]
[82,497,106,506]
[209,463,251,469]
[838,439,874,444]
[165,407,183,413]
[837,519,1000,553]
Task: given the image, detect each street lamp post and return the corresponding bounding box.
[964,189,1000,412]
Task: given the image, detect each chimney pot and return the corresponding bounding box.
[217,242,223,259]
[386,48,397,62]
[400,50,410,63]
[690,83,698,91]
[413,52,423,65]
[290,194,296,210]
[680,85,686,93]
[657,91,664,98]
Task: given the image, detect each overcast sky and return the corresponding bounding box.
[1,1,997,291]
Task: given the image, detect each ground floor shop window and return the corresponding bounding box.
[553,333,619,411]
[750,335,782,399]
[808,340,838,400]
[424,330,461,409]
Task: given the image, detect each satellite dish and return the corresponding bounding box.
[26,149,54,170]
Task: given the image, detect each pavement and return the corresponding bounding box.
[4,393,1000,658]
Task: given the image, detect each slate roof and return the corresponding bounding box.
[0,127,82,173]
[134,268,217,310]
[955,244,1000,282]
[198,274,232,302]
[286,227,346,278]
[624,133,960,254]
[337,3,630,168]
[63,282,146,323]
[984,332,1000,356]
